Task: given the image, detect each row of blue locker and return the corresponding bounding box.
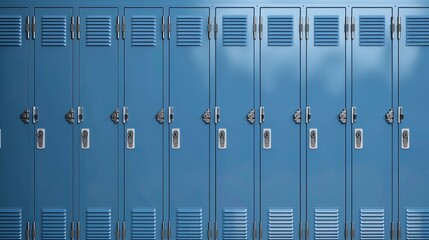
[1,5,429,240]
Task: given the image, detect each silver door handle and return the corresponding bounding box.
[127,128,135,149]
[218,128,227,149]
[263,128,271,149]
[401,128,410,149]
[309,128,317,149]
[172,128,180,149]
[355,128,363,149]
[81,128,90,149]
[37,128,45,149]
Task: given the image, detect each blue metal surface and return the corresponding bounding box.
[33,7,74,240]
[351,7,393,240]
[0,7,30,240]
[306,7,346,240]
[398,7,429,240]
[124,7,164,240]
[78,7,119,239]
[169,7,211,240]
[259,7,301,240]
[215,7,255,240]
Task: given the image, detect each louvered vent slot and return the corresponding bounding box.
[406,16,429,46]
[86,16,112,46]
[177,16,202,46]
[359,16,385,46]
[86,209,112,240]
[314,16,339,46]
[223,208,247,240]
[131,209,156,240]
[177,209,203,240]
[406,209,429,240]
[223,16,248,46]
[0,16,22,46]
[132,16,156,47]
[314,209,339,240]
[42,16,66,46]
[0,209,22,240]
[268,209,294,240]
[360,209,385,240]
[268,16,293,46]
[42,209,67,240]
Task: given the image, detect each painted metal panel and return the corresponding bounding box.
[0,7,29,240]
[215,7,254,240]
[124,7,163,240]
[306,8,346,240]
[351,8,392,240]
[33,8,73,240]
[78,7,119,239]
[260,7,301,240]
[398,7,429,240]
[169,7,210,240]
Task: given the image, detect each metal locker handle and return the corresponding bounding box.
[355,128,363,149]
[81,129,90,149]
[218,128,227,149]
[402,129,410,149]
[37,129,45,149]
[172,128,180,149]
[263,128,271,149]
[127,128,135,149]
[309,128,317,149]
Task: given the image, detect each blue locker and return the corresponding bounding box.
[259,7,301,240]
[169,7,211,240]
[78,7,119,239]
[215,7,255,240]
[351,8,393,239]
[124,7,164,240]
[398,7,429,240]
[34,7,74,240]
[0,7,30,240]
[306,8,346,240]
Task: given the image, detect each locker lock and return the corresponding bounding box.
[202,108,211,124]
[20,109,30,124]
[65,108,74,124]
[247,109,256,124]
[156,109,165,124]
[385,109,394,124]
[339,108,347,124]
[293,109,302,124]
[111,109,120,124]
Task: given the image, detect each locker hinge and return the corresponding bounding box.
[168,222,171,240]
[25,16,30,40]
[168,16,171,40]
[123,106,129,124]
[161,222,165,240]
[397,222,401,240]
[305,221,309,240]
[259,222,262,240]
[168,106,174,123]
[116,222,120,240]
[122,16,126,40]
[398,106,404,124]
[77,106,83,124]
[207,222,212,240]
[259,106,265,124]
[385,108,394,124]
[345,17,349,40]
[294,108,302,124]
[305,107,311,124]
[214,17,218,40]
[111,108,120,124]
[21,108,30,124]
[208,16,212,40]
[26,222,30,240]
[351,221,355,240]
[32,222,36,240]
[253,222,257,240]
[339,108,347,124]
[299,17,303,40]
[76,222,81,240]
[156,108,165,124]
[397,17,402,40]
[351,17,355,40]
[259,16,263,40]
[32,106,39,124]
[391,17,395,40]
[32,16,36,40]
[77,17,81,40]
[202,108,211,124]
[299,222,303,240]
[390,222,395,240]
[345,222,348,240]
[305,16,309,40]
[122,222,126,240]
[214,221,219,240]
[161,16,165,40]
[65,108,75,124]
[253,17,257,40]
[116,16,120,40]
[351,106,357,124]
[247,109,256,124]
[71,16,75,40]
[70,222,75,240]
[215,107,220,123]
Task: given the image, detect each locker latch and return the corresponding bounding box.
[293,109,302,124]
[123,107,129,124]
[309,128,317,149]
[398,107,404,124]
[247,109,256,124]
[81,129,90,149]
[65,108,74,124]
[32,106,39,124]
[20,109,30,124]
[402,128,410,149]
[339,108,347,124]
[202,108,211,124]
[385,108,394,124]
[355,128,363,149]
[111,108,120,124]
[351,107,357,124]
[37,129,45,149]
[127,129,135,149]
[263,128,271,149]
[218,128,227,149]
[172,128,180,149]
[156,108,164,124]
[77,106,84,123]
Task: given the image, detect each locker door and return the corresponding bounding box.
[215,7,255,240]
[169,7,210,240]
[259,7,301,240]
[124,7,164,240]
[78,8,119,239]
[33,7,74,240]
[0,8,30,239]
[306,8,346,240]
[398,8,429,240]
[351,8,393,239]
